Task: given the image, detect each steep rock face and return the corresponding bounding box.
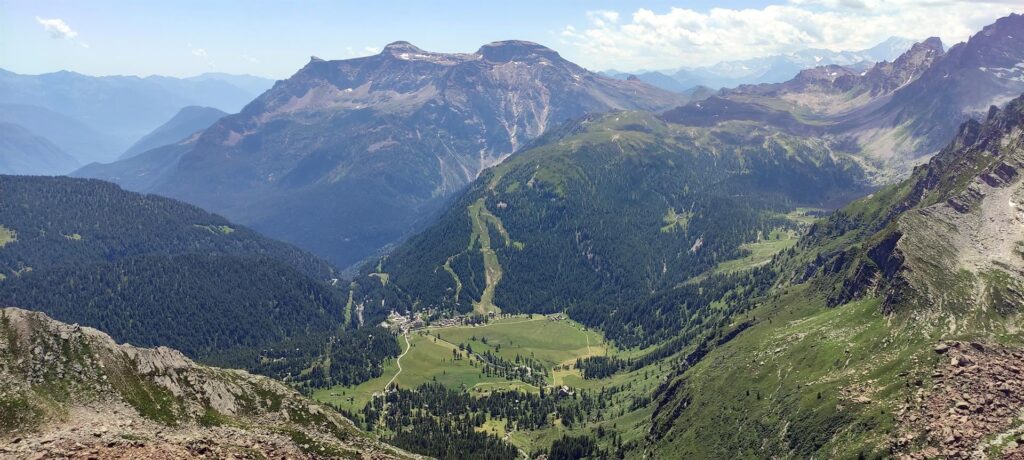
[0,307,414,459]
[849,14,1024,165]
[661,14,1024,178]
[808,95,1024,330]
[80,41,688,268]
[883,103,1024,322]
[724,37,944,112]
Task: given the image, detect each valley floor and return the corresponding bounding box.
[313,314,671,455]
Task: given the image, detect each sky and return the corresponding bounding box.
[1,0,1020,79]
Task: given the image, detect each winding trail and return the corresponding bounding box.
[384,333,411,390]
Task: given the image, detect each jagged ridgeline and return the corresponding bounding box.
[645,95,1024,458]
[802,95,1024,323]
[0,176,346,366]
[0,308,414,458]
[354,111,872,346]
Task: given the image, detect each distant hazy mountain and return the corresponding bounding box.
[0,70,268,162]
[119,105,227,160]
[0,103,120,165]
[78,40,689,268]
[187,72,276,95]
[606,36,918,91]
[0,123,79,175]
[863,14,1024,162]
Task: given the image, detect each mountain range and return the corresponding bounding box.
[663,14,1024,178]
[76,40,689,269]
[0,123,79,175]
[3,10,1024,460]
[0,70,273,167]
[605,36,919,92]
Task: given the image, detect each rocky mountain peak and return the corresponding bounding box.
[476,40,563,63]
[919,36,944,51]
[982,12,1023,37]
[858,36,945,94]
[896,36,944,65]
[382,40,427,55]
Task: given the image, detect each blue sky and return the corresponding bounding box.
[1,0,1019,78]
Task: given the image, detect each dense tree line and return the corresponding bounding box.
[0,176,374,375]
[247,326,400,391]
[0,253,343,362]
[357,382,630,458]
[0,176,334,279]
[472,348,549,387]
[576,356,628,380]
[548,434,603,460]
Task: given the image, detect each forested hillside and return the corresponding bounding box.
[353,111,870,347]
[0,176,345,363]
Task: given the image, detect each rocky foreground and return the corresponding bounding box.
[0,307,416,459]
[897,342,1024,459]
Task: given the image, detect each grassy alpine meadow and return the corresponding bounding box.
[310,312,687,455]
[429,314,607,369]
[313,314,610,412]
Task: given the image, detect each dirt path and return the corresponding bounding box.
[384,333,411,390]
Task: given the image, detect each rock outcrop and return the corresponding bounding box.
[0,307,415,459]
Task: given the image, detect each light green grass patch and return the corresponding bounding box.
[429,315,605,369]
[0,225,16,247]
[713,227,799,274]
[660,207,694,233]
[467,198,522,315]
[369,272,389,286]
[313,331,515,413]
[193,224,235,235]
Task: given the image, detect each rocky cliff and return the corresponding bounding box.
[0,307,414,459]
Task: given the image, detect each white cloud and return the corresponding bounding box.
[242,54,260,64]
[364,46,381,54]
[188,45,215,68]
[36,17,78,40]
[586,10,620,28]
[560,1,1020,70]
